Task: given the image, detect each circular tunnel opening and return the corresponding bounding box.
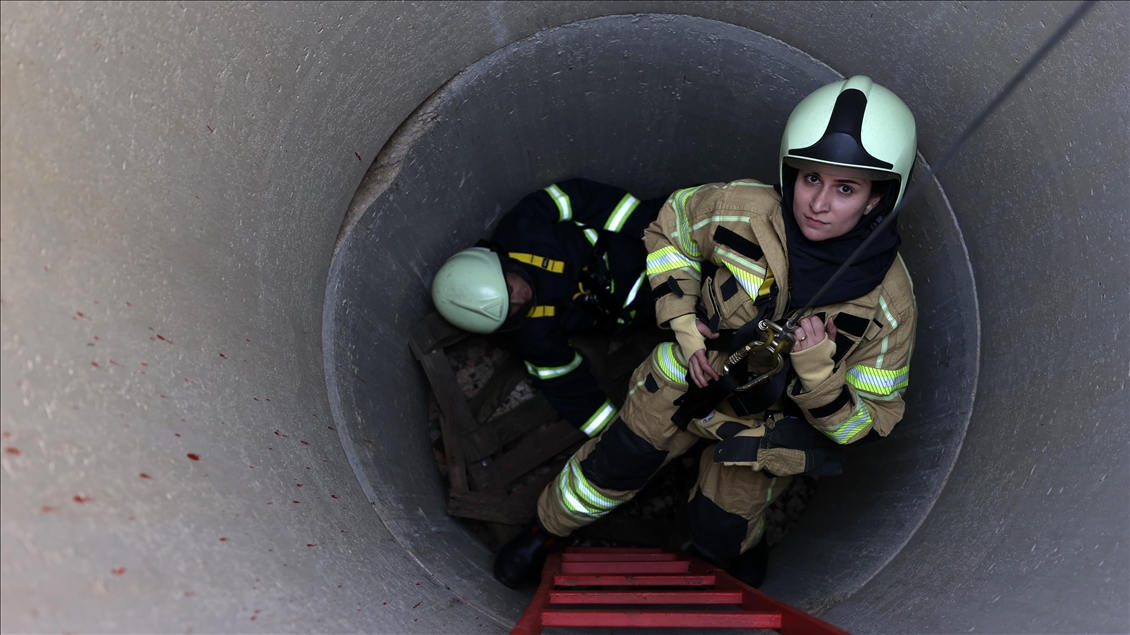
[323,13,978,622]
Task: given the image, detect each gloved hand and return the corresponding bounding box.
[790,315,837,392]
[712,417,845,477]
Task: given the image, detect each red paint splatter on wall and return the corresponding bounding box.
[331,495,338,499]
[1,432,10,438]
[219,353,227,359]
[219,537,229,542]
[73,495,92,504]
[206,125,214,133]
[174,433,181,437]
[139,473,151,479]
[306,543,317,547]
[111,567,126,576]
[42,505,56,513]
[91,362,101,368]
[327,426,335,431]
[186,453,200,461]
[4,447,20,456]
[354,152,362,161]
[292,500,300,504]
[295,484,302,488]
[300,440,309,445]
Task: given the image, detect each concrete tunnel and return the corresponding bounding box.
[1,2,1126,633]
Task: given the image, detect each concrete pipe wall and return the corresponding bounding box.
[1,2,1126,634]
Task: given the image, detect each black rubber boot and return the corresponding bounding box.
[728,537,769,588]
[493,518,560,589]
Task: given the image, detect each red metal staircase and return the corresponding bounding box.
[512,547,850,634]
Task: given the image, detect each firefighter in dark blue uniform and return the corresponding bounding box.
[431,179,664,437]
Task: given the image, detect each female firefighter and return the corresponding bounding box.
[494,76,919,589]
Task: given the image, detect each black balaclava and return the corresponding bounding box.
[780,165,901,309]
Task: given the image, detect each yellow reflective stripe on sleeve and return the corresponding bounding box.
[818,400,872,444]
[653,342,688,386]
[879,295,899,329]
[556,456,621,519]
[647,246,701,278]
[526,305,556,318]
[604,193,640,232]
[508,252,566,274]
[622,273,645,308]
[846,364,909,395]
[580,400,618,437]
[545,184,572,221]
[524,351,582,380]
[670,186,710,258]
[720,260,766,299]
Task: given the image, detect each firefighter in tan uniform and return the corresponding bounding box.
[494,76,919,589]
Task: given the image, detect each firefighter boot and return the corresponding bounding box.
[493,517,560,588]
[728,537,769,588]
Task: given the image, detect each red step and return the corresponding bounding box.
[511,547,852,635]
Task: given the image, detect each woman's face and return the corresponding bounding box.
[792,169,883,241]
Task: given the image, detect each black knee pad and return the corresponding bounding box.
[687,486,747,560]
[579,417,668,491]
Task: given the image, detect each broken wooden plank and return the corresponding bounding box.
[408,342,470,493]
[468,355,527,424]
[448,490,539,525]
[461,393,560,462]
[493,420,586,487]
[409,312,468,356]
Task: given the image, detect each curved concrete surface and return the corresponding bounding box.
[1,2,1126,634]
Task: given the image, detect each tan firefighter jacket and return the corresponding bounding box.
[643,179,917,445]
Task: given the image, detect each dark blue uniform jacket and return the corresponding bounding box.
[492,179,662,437]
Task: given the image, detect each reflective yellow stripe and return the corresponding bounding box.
[647,246,701,278]
[556,456,621,519]
[524,351,582,380]
[846,364,909,395]
[818,401,872,444]
[720,260,765,299]
[653,342,688,386]
[604,193,640,232]
[670,185,712,258]
[526,305,556,318]
[509,252,566,274]
[580,400,618,437]
[758,267,775,297]
[545,184,572,221]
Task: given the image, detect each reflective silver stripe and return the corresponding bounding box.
[545,184,572,221]
[622,273,645,308]
[524,351,582,379]
[604,193,640,232]
[580,400,618,437]
[556,456,620,519]
[846,364,909,395]
[653,342,688,386]
[879,295,899,328]
[819,401,872,444]
[581,226,599,245]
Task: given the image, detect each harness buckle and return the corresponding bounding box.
[722,319,796,392]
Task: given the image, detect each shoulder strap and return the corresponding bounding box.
[508,252,566,275]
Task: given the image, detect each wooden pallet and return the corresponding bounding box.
[409,312,683,549]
